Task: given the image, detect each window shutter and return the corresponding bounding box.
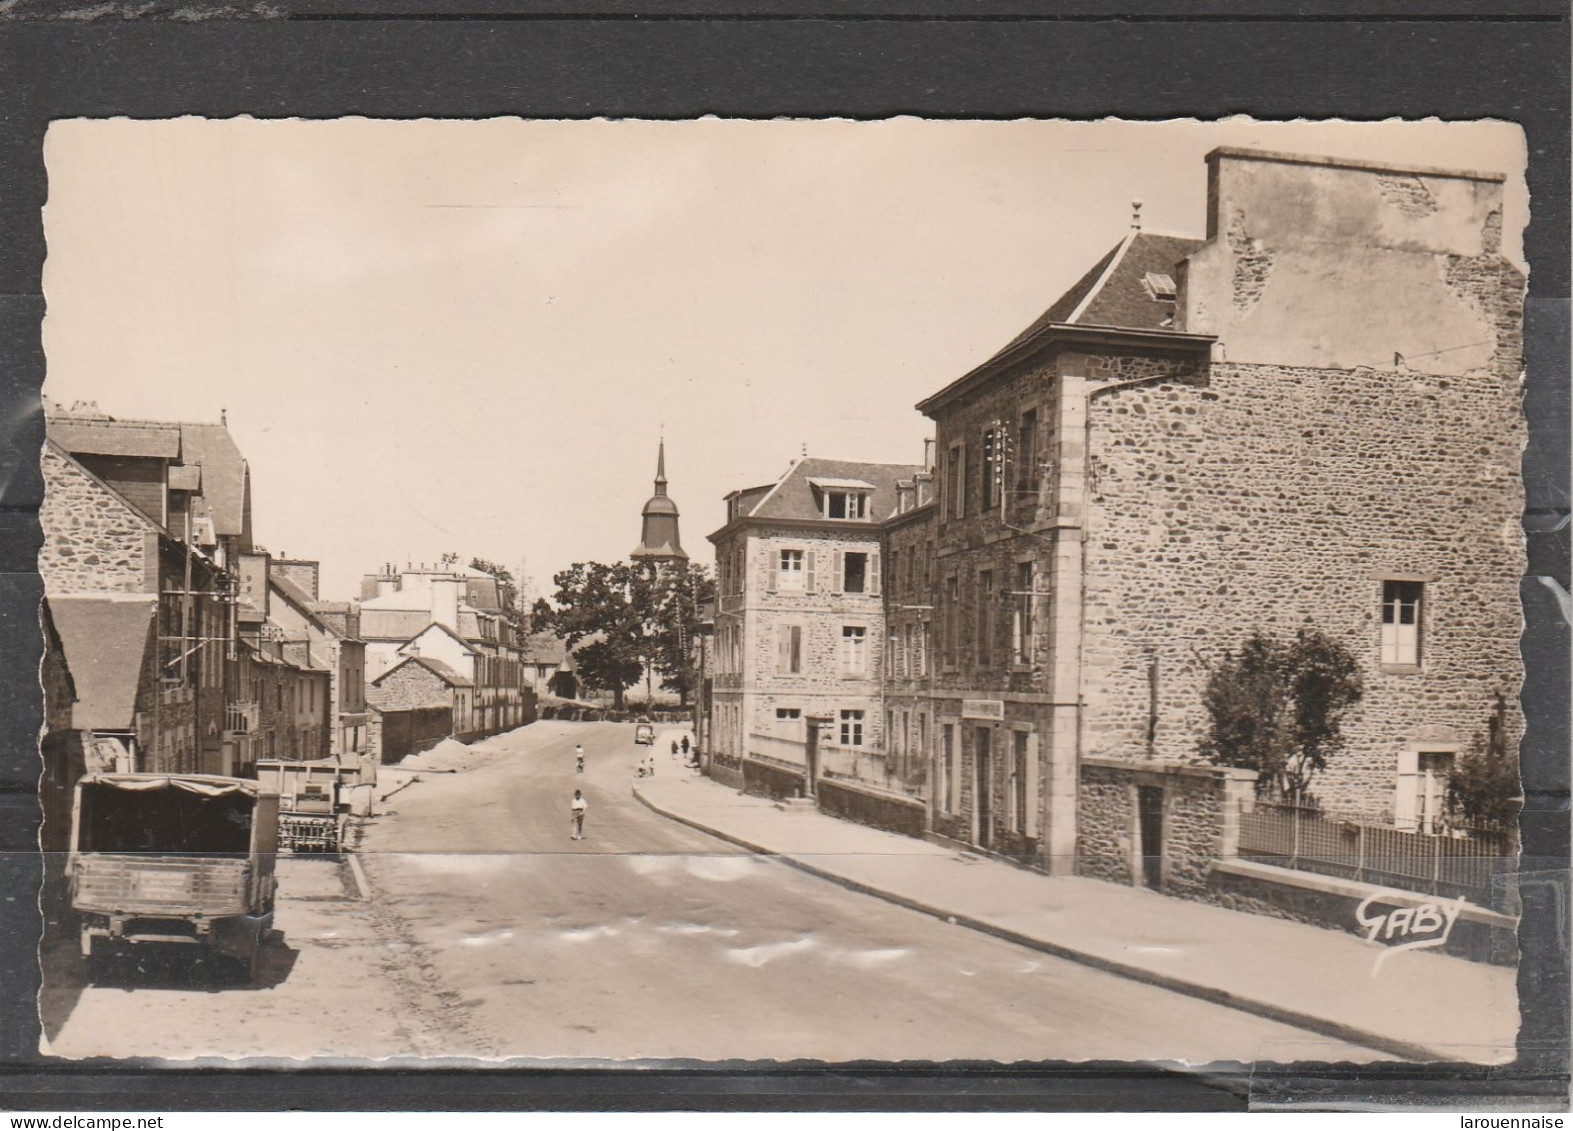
[805,550,817,594]
[1393,747,1419,831]
[777,625,792,674]
[957,444,967,518]
[1025,733,1041,839]
[768,550,779,593]
[869,551,881,596]
[832,550,844,594]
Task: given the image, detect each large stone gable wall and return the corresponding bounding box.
[39,445,154,595]
[1081,349,1524,819]
[368,662,453,712]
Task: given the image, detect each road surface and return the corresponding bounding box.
[42,720,1382,1064]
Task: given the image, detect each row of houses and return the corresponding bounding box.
[37,403,548,851]
[696,147,1524,942]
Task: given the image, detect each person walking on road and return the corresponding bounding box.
[575,744,585,774]
[570,789,588,840]
[681,735,690,757]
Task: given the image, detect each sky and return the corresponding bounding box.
[41,117,1527,602]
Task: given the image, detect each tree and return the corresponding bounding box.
[1448,692,1520,830]
[644,561,715,708]
[531,562,654,710]
[1198,627,1364,806]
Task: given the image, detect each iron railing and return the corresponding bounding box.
[1237,803,1514,908]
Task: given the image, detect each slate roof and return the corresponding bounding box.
[989,231,1205,363]
[48,595,158,732]
[519,630,573,668]
[46,419,181,460]
[737,458,924,525]
[175,423,250,538]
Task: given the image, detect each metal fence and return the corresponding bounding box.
[1237,803,1514,908]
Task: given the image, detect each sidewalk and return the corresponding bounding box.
[634,772,1519,1065]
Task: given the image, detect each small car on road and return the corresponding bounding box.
[634,723,656,746]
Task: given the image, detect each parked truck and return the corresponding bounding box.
[69,773,278,983]
[255,759,358,854]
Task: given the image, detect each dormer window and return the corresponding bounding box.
[1143,271,1178,301]
[808,477,876,521]
[825,490,869,519]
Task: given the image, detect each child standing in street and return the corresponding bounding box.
[570,789,588,840]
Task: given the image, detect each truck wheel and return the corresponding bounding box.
[85,938,114,985]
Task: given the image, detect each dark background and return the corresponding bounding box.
[0,0,1567,1111]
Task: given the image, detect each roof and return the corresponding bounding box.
[718,457,923,532]
[519,630,571,667]
[992,231,1205,359]
[48,595,158,731]
[373,654,474,689]
[175,422,249,538]
[167,464,202,492]
[917,230,1214,416]
[398,620,476,656]
[269,573,336,635]
[46,418,181,460]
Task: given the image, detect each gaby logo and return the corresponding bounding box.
[1356,893,1467,975]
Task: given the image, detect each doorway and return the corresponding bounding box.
[975,726,993,850]
[1137,785,1164,890]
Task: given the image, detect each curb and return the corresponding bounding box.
[631,784,1453,1064]
[344,849,373,902]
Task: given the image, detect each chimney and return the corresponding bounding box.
[430,577,461,628]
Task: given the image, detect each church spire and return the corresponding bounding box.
[631,437,687,563]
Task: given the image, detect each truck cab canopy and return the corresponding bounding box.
[75,774,265,855]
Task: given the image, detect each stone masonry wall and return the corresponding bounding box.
[368,662,454,713]
[1076,760,1256,896]
[745,525,887,751]
[39,445,153,595]
[1081,297,1523,819]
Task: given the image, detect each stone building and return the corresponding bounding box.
[706,457,921,788]
[357,564,530,739]
[698,147,1524,914]
[39,436,233,775]
[916,146,1523,885]
[366,654,475,761]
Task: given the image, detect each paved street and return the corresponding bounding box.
[44,720,1380,1064]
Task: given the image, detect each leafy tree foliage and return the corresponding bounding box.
[531,562,650,709]
[646,561,715,707]
[1198,628,1364,806]
[530,559,715,710]
[1447,692,1520,829]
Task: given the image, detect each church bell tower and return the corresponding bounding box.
[631,439,688,563]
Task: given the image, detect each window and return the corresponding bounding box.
[824,490,870,520]
[923,542,933,588]
[940,723,956,812]
[1397,747,1455,834]
[946,443,966,521]
[843,552,868,594]
[777,624,803,675]
[888,549,898,597]
[1143,271,1178,301]
[895,624,908,679]
[839,709,865,747]
[841,625,867,675]
[777,548,804,590]
[981,428,1000,510]
[775,707,801,721]
[1012,561,1035,665]
[917,622,929,676]
[978,570,994,666]
[1381,580,1424,666]
[1016,409,1038,496]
